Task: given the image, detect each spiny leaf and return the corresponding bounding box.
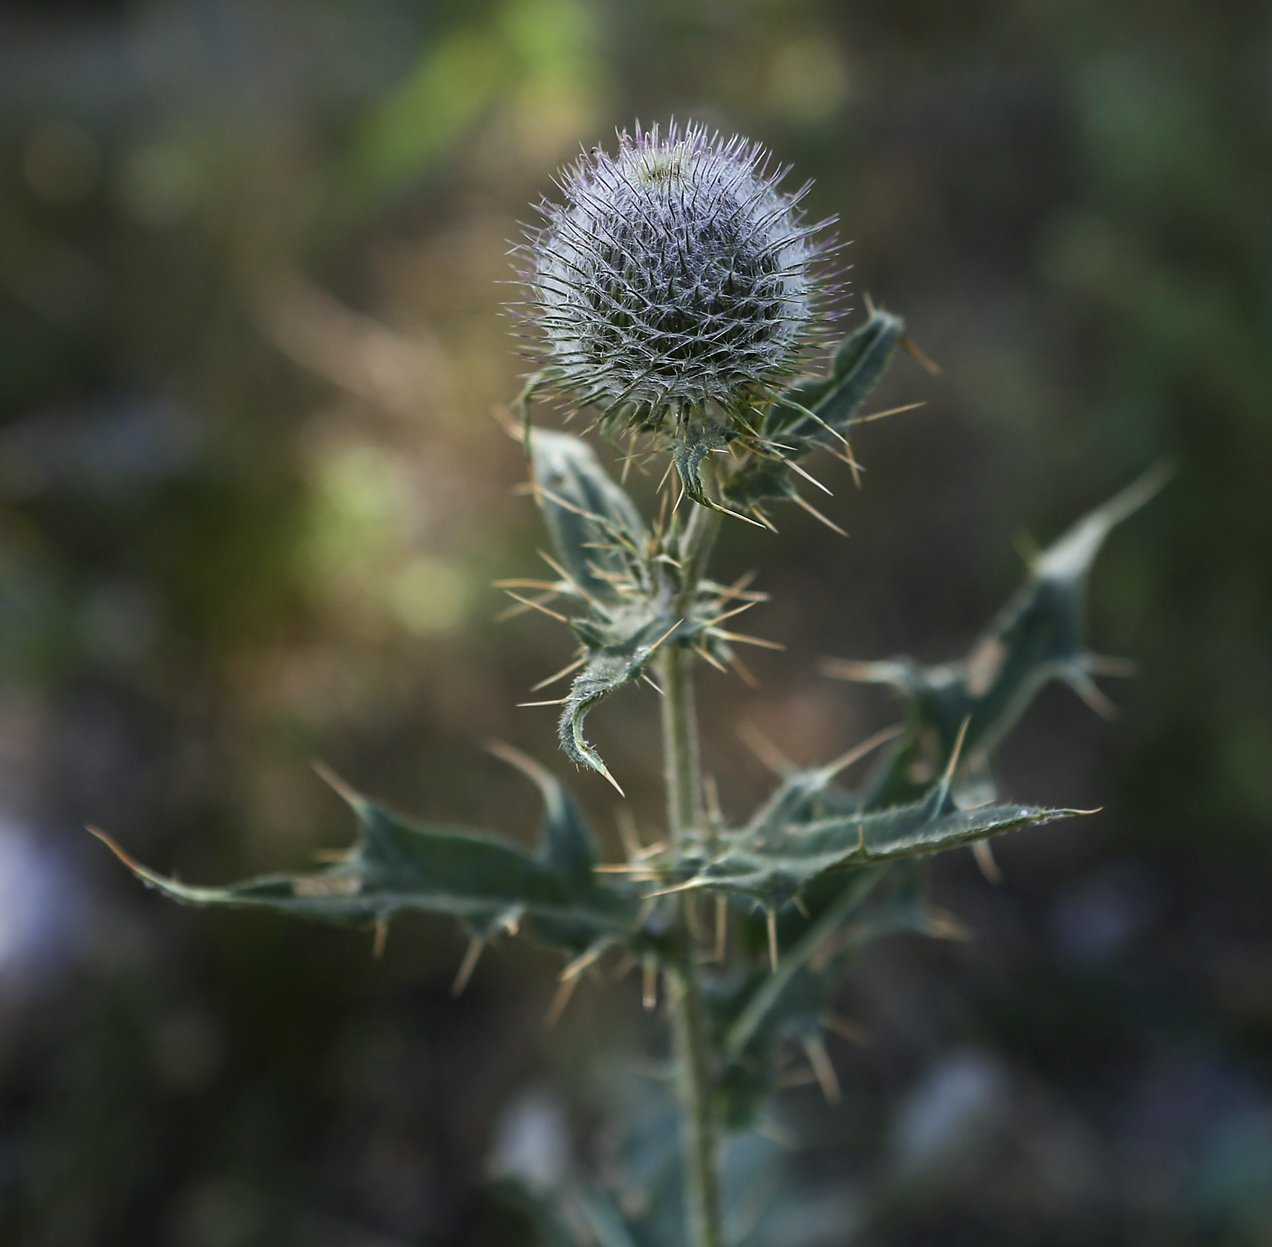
[671,794,1080,907]
[701,307,908,515]
[488,741,596,886]
[830,464,1170,806]
[529,429,647,605]
[558,610,676,779]
[722,866,888,1060]
[766,306,906,445]
[93,768,639,954]
[713,862,955,1129]
[710,468,1163,1127]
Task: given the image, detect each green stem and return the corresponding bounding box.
[658,503,724,1247]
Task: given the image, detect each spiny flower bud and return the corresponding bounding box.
[521,122,832,434]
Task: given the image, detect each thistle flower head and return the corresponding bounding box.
[521,122,832,432]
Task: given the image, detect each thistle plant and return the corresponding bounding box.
[95,123,1164,1247]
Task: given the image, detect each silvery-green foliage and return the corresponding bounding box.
[93,748,641,956]
[696,470,1163,1138]
[522,122,830,435]
[527,429,756,780]
[94,121,1165,1247]
[839,463,1170,809]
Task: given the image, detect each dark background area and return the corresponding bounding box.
[0,0,1269,1243]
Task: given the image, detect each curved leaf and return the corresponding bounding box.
[558,611,674,780]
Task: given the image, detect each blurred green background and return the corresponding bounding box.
[0,0,1269,1243]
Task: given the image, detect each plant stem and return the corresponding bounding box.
[659,503,724,1247]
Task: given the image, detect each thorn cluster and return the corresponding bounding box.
[520,122,832,433]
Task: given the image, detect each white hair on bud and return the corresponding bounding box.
[519,122,835,429]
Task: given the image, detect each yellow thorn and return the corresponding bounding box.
[642,956,658,1011]
[900,333,942,375]
[737,722,792,774]
[801,1034,841,1104]
[767,910,779,973]
[502,590,569,624]
[1070,672,1120,721]
[1085,654,1138,678]
[645,618,684,658]
[536,549,589,599]
[842,432,862,490]
[728,651,760,688]
[644,879,703,898]
[855,400,927,424]
[785,457,833,496]
[560,943,607,982]
[616,807,644,861]
[544,974,580,1027]
[87,825,145,874]
[825,1014,871,1046]
[822,723,906,779]
[530,655,586,692]
[713,630,784,651]
[926,906,974,941]
[371,920,388,959]
[791,493,847,537]
[942,716,972,786]
[311,761,361,808]
[715,894,728,963]
[972,839,1003,884]
[703,772,722,827]
[451,938,484,996]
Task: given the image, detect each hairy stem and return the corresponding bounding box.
[659,503,724,1247]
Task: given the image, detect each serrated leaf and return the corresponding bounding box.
[836,464,1170,806]
[530,429,647,605]
[94,773,639,953]
[673,791,1078,906]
